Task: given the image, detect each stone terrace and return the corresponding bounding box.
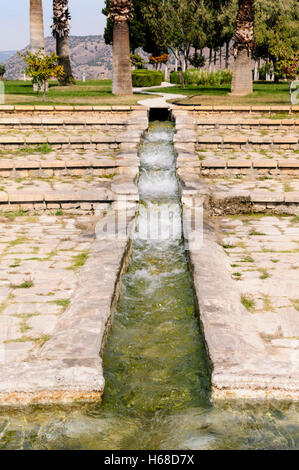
[175,108,299,400]
[0,109,146,214]
[0,107,148,405]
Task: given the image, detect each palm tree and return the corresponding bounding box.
[231,0,254,95]
[30,0,45,53]
[52,0,74,85]
[109,0,133,95]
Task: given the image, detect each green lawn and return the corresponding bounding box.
[1,79,295,107]
[2,79,156,106]
[149,81,293,106]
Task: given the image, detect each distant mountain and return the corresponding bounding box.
[4,36,113,80]
[3,35,234,81]
[0,50,17,63]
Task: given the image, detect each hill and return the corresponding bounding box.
[3,36,113,80]
[0,50,17,63]
[2,35,235,81]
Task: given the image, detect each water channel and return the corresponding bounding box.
[0,121,298,450]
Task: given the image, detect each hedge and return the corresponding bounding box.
[170,69,232,86]
[132,70,164,87]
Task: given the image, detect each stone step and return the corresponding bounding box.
[176,155,299,174]
[174,105,299,113]
[0,135,139,145]
[0,189,138,206]
[0,105,145,113]
[195,136,299,150]
[0,158,118,171]
[196,119,299,128]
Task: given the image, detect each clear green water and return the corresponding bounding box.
[0,122,298,450]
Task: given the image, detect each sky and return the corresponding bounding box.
[0,0,107,51]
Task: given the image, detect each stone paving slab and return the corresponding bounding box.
[0,214,94,358]
[182,206,299,400]
[0,206,135,405]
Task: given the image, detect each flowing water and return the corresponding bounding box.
[0,122,298,450]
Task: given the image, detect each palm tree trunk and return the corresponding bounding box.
[231,47,253,95]
[56,36,74,85]
[52,0,74,85]
[30,0,45,53]
[112,21,132,95]
[231,0,254,95]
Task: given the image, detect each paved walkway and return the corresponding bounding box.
[134,82,185,108]
[175,108,299,399]
[0,214,93,361]
[0,110,147,405]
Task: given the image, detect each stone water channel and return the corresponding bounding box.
[0,121,298,449]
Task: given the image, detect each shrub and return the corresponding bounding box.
[132,70,163,87]
[130,54,146,70]
[19,50,64,101]
[170,69,232,86]
[170,71,181,84]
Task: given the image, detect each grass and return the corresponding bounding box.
[240,256,255,263]
[249,230,266,236]
[241,294,256,312]
[149,81,293,107]
[261,295,275,312]
[258,268,270,280]
[1,80,157,106]
[98,173,116,179]
[5,334,51,347]
[67,251,89,271]
[2,79,294,107]
[9,258,21,268]
[2,209,26,220]
[9,236,29,246]
[10,280,34,289]
[17,143,52,155]
[52,298,70,311]
[284,183,295,192]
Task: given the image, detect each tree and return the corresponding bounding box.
[103,0,165,56]
[0,65,5,79]
[109,0,134,95]
[270,43,299,100]
[217,0,238,69]
[189,53,206,69]
[254,0,299,81]
[144,0,209,87]
[30,0,45,53]
[52,0,75,85]
[20,50,64,102]
[231,0,254,95]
